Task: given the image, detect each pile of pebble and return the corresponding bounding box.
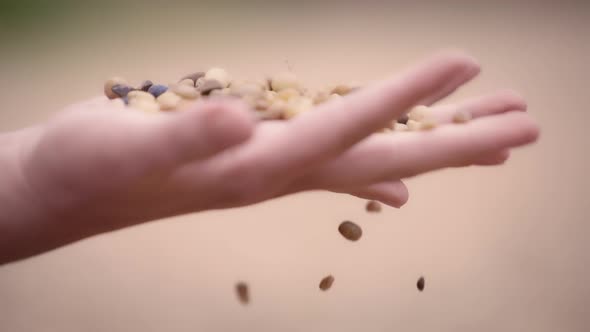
[104,68,471,131]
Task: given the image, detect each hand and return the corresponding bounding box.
[0,52,539,263]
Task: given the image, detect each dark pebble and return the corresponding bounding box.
[140,80,153,92]
[319,275,335,291]
[181,72,205,84]
[338,221,362,241]
[417,276,425,292]
[397,114,409,124]
[111,84,133,98]
[235,282,249,305]
[198,79,224,95]
[148,84,168,98]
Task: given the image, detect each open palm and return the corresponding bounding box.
[3,52,539,262]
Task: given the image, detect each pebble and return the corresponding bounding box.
[264,100,287,118]
[197,79,224,96]
[253,98,271,111]
[209,88,232,97]
[178,78,195,87]
[407,119,422,131]
[277,88,301,101]
[139,80,153,92]
[170,84,199,99]
[365,200,382,213]
[452,110,472,123]
[256,107,284,121]
[129,99,159,113]
[229,81,264,97]
[393,123,409,131]
[111,84,133,98]
[205,68,231,87]
[420,118,437,131]
[104,77,128,99]
[180,72,205,85]
[284,97,313,119]
[338,221,362,241]
[397,114,409,124]
[313,91,331,105]
[319,275,335,291]
[235,282,249,305]
[148,84,168,98]
[417,276,425,292]
[157,91,181,110]
[409,105,429,121]
[331,84,352,96]
[270,71,302,92]
[128,90,155,101]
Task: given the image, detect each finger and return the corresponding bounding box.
[261,51,480,175]
[343,180,409,208]
[420,61,481,106]
[431,90,527,124]
[296,112,539,188]
[473,149,510,166]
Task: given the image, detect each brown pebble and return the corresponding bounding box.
[139,80,153,92]
[452,110,472,123]
[319,275,335,291]
[104,77,128,99]
[397,114,409,124]
[338,221,362,241]
[235,282,249,305]
[420,118,437,131]
[180,72,205,84]
[197,79,224,95]
[331,84,352,96]
[417,276,425,292]
[365,200,382,213]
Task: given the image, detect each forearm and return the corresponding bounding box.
[0,128,100,264]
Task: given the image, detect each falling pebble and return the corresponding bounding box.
[235,282,249,305]
[417,276,425,292]
[319,275,335,291]
[365,200,382,213]
[338,221,363,241]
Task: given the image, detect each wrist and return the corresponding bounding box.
[0,128,59,263]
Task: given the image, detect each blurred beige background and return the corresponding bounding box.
[0,1,588,331]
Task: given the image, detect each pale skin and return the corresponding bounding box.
[0,52,539,264]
